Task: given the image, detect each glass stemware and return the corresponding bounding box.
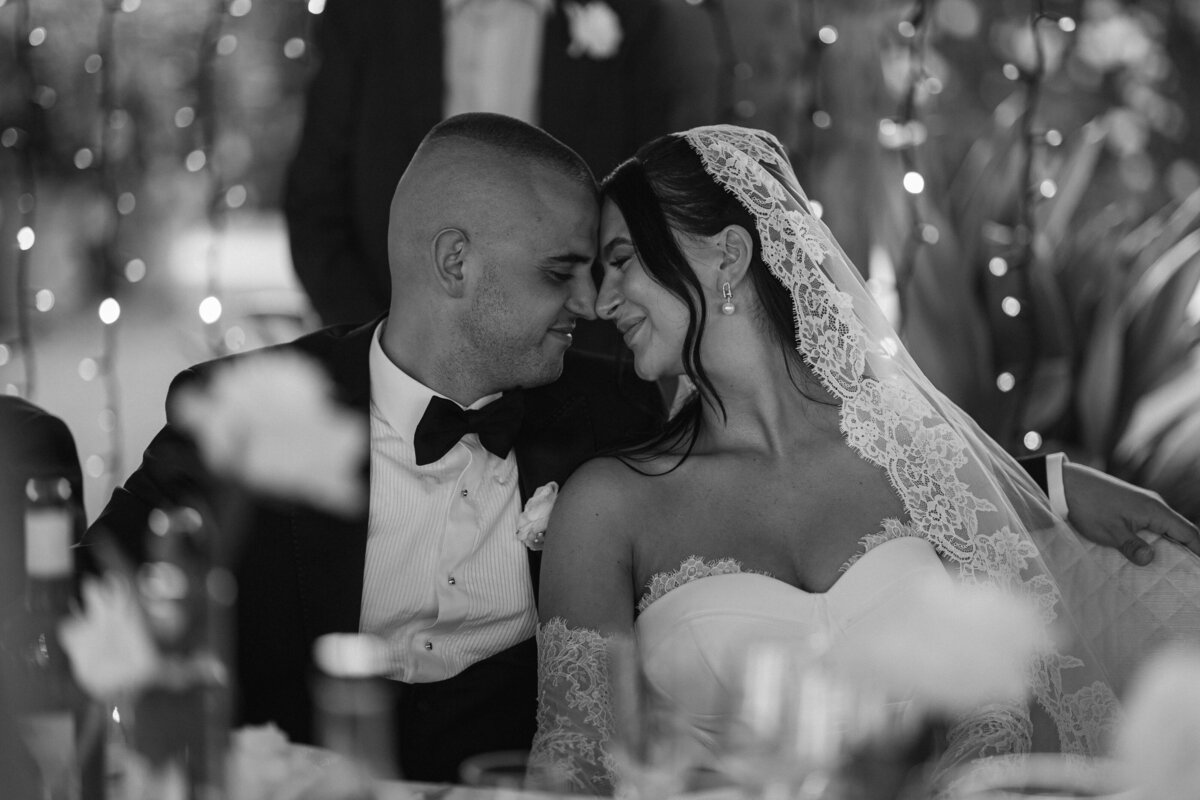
[719,637,857,800]
[607,635,699,800]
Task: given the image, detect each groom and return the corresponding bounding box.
[86,113,1197,782]
[86,113,662,780]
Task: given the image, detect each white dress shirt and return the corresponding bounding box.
[442,0,553,124]
[360,323,536,682]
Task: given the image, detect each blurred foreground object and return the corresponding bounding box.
[1,477,105,800]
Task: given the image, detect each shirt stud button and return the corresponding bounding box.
[460,489,469,497]
[447,577,456,586]
[424,641,433,651]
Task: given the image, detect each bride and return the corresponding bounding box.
[529,125,1123,793]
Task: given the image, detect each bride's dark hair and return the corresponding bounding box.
[601,133,812,464]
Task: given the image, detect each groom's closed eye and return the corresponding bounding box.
[541,254,592,282]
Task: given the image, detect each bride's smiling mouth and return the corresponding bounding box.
[618,318,644,346]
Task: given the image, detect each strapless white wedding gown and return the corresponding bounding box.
[531,532,962,793]
[636,536,953,750]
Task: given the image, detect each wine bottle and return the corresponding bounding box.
[0,476,105,800]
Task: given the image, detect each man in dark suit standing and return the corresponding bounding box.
[284,0,672,332]
[88,114,662,782]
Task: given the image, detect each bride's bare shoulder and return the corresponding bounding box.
[552,456,671,529]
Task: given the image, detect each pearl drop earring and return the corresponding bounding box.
[720,282,735,315]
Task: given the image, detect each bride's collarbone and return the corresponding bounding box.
[631,503,896,593]
[626,455,905,593]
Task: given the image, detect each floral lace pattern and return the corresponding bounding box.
[636,555,762,614]
[940,701,1034,781]
[839,518,922,572]
[682,125,1119,761]
[530,618,617,795]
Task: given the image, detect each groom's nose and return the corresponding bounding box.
[565,273,597,320]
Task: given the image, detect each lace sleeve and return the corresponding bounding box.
[529,617,618,795]
[935,701,1032,778]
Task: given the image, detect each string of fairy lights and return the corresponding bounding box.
[91,0,126,488]
[1003,1,1077,453]
[870,0,1078,453]
[0,0,319,495]
[4,0,40,399]
[982,1,1077,453]
[886,0,939,327]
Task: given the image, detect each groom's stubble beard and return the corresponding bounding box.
[459,262,566,393]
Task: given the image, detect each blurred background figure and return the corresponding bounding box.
[284,0,674,351]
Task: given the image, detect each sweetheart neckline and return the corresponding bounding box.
[636,534,940,617]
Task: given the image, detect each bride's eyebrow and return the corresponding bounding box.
[600,236,632,260]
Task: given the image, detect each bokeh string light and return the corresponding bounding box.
[89,0,128,489]
[1001,0,1075,452]
[886,0,937,332]
[4,0,41,397]
[194,0,232,358]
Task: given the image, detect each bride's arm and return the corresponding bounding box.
[530,459,638,796]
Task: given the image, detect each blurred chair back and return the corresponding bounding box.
[1037,530,1200,699]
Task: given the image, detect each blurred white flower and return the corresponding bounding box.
[516,482,558,551]
[173,351,367,516]
[1077,7,1156,73]
[226,723,379,800]
[1117,645,1200,800]
[59,574,162,702]
[828,579,1043,715]
[564,2,622,59]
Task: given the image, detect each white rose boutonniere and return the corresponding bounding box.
[516,482,559,551]
[564,1,623,60]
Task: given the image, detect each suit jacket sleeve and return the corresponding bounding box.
[1018,454,1048,493]
[283,0,379,326]
[82,369,214,572]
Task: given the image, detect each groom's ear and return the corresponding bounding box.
[431,228,469,298]
[716,224,754,287]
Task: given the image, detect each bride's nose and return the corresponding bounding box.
[595,275,623,319]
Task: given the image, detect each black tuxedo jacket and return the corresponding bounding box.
[84,319,661,780]
[284,0,672,327]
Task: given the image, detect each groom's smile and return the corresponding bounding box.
[547,321,576,346]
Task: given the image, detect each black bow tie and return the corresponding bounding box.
[413,391,525,466]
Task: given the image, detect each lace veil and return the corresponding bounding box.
[682,125,1118,761]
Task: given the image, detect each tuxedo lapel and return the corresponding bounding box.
[514,377,599,602]
[287,319,377,639]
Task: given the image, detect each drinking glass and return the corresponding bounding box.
[606,636,699,800]
[459,750,569,794]
[718,638,857,800]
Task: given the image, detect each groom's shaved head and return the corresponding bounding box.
[387,113,596,285]
[424,113,594,188]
